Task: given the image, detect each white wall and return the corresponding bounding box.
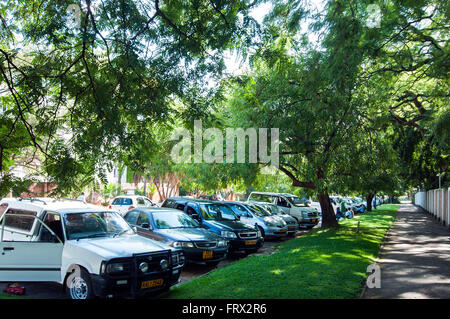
[414,191,426,209]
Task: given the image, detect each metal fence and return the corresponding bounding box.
[415,188,450,228]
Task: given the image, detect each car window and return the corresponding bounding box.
[161,200,173,208]
[112,198,133,205]
[144,198,153,206]
[186,205,198,217]
[265,204,281,214]
[137,197,145,205]
[124,211,139,225]
[2,209,37,232]
[136,212,150,226]
[277,197,290,207]
[286,196,306,206]
[39,212,64,242]
[0,203,8,218]
[249,194,273,203]
[63,211,133,240]
[247,204,271,217]
[200,204,237,221]
[175,204,185,211]
[153,211,199,229]
[229,204,248,216]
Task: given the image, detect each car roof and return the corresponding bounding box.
[0,198,107,216]
[249,192,296,197]
[165,197,214,204]
[221,201,249,205]
[247,201,274,205]
[112,195,148,199]
[131,207,181,214]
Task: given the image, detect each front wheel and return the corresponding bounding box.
[66,268,94,300]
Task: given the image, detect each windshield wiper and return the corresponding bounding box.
[113,230,129,237]
[76,232,109,240]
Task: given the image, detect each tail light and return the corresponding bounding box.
[108,205,112,209]
[128,206,135,210]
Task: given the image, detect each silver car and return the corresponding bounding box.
[248,201,299,236]
[222,201,288,239]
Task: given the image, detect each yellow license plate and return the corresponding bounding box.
[312,219,317,223]
[288,226,296,229]
[245,240,257,245]
[141,279,164,289]
[280,229,287,233]
[202,250,214,259]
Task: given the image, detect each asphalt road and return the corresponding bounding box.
[0,229,312,299]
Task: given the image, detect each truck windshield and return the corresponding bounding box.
[286,196,307,207]
[152,211,199,229]
[63,211,133,240]
[200,204,238,221]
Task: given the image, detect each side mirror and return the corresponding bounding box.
[140,223,150,229]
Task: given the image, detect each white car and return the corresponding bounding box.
[0,198,184,299]
[247,192,320,229]
[109,195,154,216]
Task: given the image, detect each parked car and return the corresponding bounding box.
[162,198,264,253]
[247,201,299,236]
[124,207,229,266]
[342,197,366,214]
[0,198,184,299]
[247,192,320,229]
[109,195,154,216]
[221,201,288,239]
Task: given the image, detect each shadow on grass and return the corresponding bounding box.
[167,206,397,299]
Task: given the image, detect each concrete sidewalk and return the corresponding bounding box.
[364,204,450,299]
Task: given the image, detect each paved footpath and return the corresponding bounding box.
[364,204,450,299]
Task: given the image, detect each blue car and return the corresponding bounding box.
[124,207,229,265]
[162,198,264,253]
[221,201,288,239]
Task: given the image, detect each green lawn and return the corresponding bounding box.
[167,204,398,299]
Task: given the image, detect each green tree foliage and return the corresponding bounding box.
[0,0,262,195]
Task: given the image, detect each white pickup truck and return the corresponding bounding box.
[0,198,184,299]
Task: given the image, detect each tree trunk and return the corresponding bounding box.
[366,193,374,212]
[318,191,338,228]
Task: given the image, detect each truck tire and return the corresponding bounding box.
[66,267,94,300]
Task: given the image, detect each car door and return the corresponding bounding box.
[135,212,165,242]
[0,211,63,282]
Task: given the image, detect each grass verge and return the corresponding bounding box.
[167,204,398,299]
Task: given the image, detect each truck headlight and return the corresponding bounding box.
[217,240,228,247]
[106,263,126,274]
[221,231,237,239]
[302,212,309,218]
[172,241,194,248]
[139,262,149,273]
